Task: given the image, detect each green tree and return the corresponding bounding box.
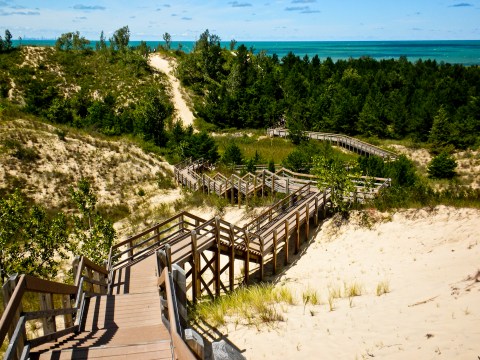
[70,179,116,264]
[222,142,243,166]
[282,149,311,173]
[268,159,275,173]
[312,156,360,213]
[429,106,452,151]
[427,152,457,179]
[96,30,107,51]
[4,29,13,50]
[182,132,219,163]
[0,190,69,284]
[110,26,130,51]
[163,32,172,50]
[134,88,173,147]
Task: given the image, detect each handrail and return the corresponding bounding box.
[243,182,312,233]
[157,268,197,360]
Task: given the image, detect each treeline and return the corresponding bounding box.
[0,28,218,162]
[177,30,480,149]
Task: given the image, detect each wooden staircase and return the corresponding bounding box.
[29,254,174,360]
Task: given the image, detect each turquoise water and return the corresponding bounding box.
[12,40,480,65]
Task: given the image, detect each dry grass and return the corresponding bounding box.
[0,119,177,238]
[376,280,391,296]
[193,283,295,329]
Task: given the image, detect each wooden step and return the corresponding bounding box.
[34,340,172,359]
[83,293,162,331]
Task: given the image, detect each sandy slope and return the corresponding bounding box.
[149,54,195,128]
[224,206,480,359]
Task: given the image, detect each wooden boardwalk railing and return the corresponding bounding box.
[267,127,398,161]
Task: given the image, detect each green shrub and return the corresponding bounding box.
[428,152,457,179]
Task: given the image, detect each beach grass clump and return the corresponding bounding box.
[302,287,320,306]
[376,280,390,296]
[344,281,363,298]
[193,283,294,328]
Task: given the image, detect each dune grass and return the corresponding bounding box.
[193,283,295,329]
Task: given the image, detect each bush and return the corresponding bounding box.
[428,152,457,179]
[222,142,243,166]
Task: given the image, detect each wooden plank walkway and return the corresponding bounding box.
[267,127,398,160]
[30,254,173,360]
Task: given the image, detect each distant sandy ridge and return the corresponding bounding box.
[149,54,195,128]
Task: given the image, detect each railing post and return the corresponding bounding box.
[228,223,235,292]
[295,211,300,254]
[305,203,310,240]
[272,229,278,275]
[214,217,221,297]
[230,177,234,205]
[246,178,250,208]
[323,190,327,219]
[271,173,275,201]
[284,219,290,265]
[127,236,133,259]
[62,294,73,328]
[262,170,265,198]
[191,230,200,302]
[314,197,319,226]
[286,178,289,196]
[259,236,264,281]
[39,293,56,336]
[244,231,250,285]
[238,178,242,208]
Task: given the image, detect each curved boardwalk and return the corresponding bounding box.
[268,127,398,161]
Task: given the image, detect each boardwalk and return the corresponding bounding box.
[1,132,394,359]
[267,127,398,161]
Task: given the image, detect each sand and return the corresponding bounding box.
[148,54,195,128]
[223,206,480,359]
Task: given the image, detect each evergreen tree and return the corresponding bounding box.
[427,152,457,179]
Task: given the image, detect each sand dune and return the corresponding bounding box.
[149,54,195,128]
[224,206,480,359]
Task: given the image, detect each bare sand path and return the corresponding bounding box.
[224,206,480,359]
[149,54,195,128]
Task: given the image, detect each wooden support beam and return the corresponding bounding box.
[262,170,265,198]
[295,211,300,254]
[271,174,275,201]
[214,218,221,297]
[191,230,200,302]
[244,231,250,285]
[284,219,289,266]
[306,203,310,240]
[238,178,241,208]
[259,236,264,281]
[229,224,235,291]
[272,229,278,275]
[323,190,327,219]
[245,178,249,208]
[231,178,234,205]
[314,197,319,226]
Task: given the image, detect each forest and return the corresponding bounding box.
[177,30,480,150]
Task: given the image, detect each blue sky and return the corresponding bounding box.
[0,0,478,41]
